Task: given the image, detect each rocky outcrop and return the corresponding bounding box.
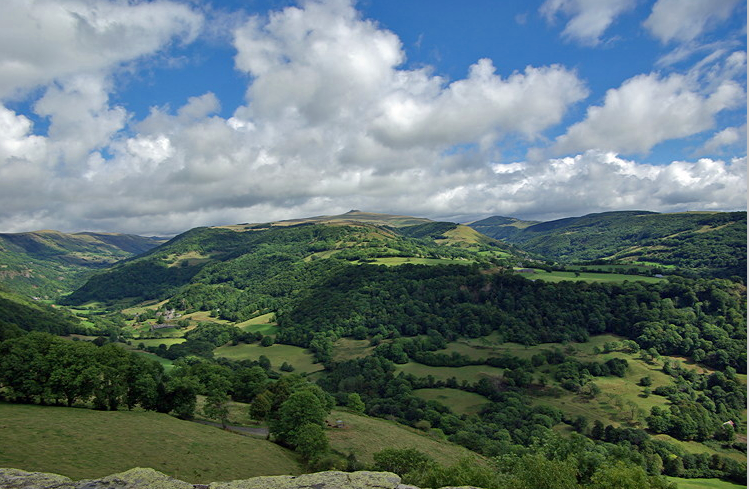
[0,468,483,489]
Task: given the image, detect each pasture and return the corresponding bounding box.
[325,409,483,467]
[394,362,504,383]
[214,343,323,374]
[0,402,300,483]
[414,388,489,416]
[513,268,664,284]
[667,477,746,489]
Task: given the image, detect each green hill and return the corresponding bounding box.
[0,285,82,339]
[0,230,164,298]
[63,213,519,310]
[0,402,301,483]
[469,211,747,277]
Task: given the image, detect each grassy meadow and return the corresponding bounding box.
[0,402,300,483]
[214,343,323,375]
[414,388,489,416]
[325,409,483,467]
[513,268,664,284]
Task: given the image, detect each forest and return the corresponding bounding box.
[0,212,745,489]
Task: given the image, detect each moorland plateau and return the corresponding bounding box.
[0,210,746,489]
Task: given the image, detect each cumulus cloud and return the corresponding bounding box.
[540,0,636,45]
[697,125,747,155]
[644,0,743,44]
[551,72,744,155]
[0,0,203,99]
[0,0,744,235]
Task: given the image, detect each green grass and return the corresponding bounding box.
[367,257,474,266]
[332,338,375,362]
[394,362,504,383]
[514,268,664,284]
[214,343,323,375]
[414,388,489,416]
[667,477,746,489]
[236,313,279,335]
[135,338,186,348]
[326,409,483,467]
[0,402,300,483]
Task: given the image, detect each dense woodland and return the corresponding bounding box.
[0,211,745,488]
[470,211,747,279]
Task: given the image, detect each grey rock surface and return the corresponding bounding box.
[0,467,486,489]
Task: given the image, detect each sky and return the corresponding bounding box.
[0,0,746,235]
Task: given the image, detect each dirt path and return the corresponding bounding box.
[193,419,269,437]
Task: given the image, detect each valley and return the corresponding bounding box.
[0,210,745,489]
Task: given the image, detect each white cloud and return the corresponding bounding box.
[0,0,744,236]
[644,0,743,44]
[540,0,636,45]
[698,125,747,155]
[0,0,203,99]
[552,72,744,155]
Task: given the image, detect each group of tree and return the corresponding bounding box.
[275,266,745,372]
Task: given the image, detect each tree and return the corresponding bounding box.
[293,422,329,461]
[590,462,675,489]
[373,447,435,476]
[249,392,272,421]
[203,392,230,429]
[346,392,365,414]
[271,390,329,447]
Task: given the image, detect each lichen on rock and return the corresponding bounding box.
[0,467,482,489]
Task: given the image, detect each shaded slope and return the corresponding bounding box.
[469,211,746,277]
[0,230,164,298]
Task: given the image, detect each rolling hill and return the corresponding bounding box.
[469,210,747,277]
[0,230,165,298]
[63,212,520,309]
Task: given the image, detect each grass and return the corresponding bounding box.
[236,313,279,335]
[0,402,300,483]
[394,362,504,383]
[326,409,482,467]
[514,268,664,284]
[332,338,375,362]
[667,477,746,489]
[367,257,474,266]
[414,388,489,416]
[214,343,323,375]
[135,338,186,348]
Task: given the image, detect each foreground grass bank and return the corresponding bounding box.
[0,402,300,483]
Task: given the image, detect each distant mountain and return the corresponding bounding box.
[0,230,166,299]
[64,212,522,309]
[469,210,747,278]
[0,285,82,340]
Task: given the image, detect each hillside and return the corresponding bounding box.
[469,211,747,277]
[0,230,165,298]
[0,285,82,339]
[0,402,301,483]
[63,212,520,309]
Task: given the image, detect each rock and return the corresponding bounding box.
[76,468,194,489]
[0,467,483,489]
[208,470,403,489]
[0,468,75,488]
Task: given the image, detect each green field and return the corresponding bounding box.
[367,257,474,266]
[236,313,279,335]
[514,268,664,284]
[326,410,483,466]
[668,477,746,489]
[136,338,186,348]
[414,388,489,416]
[0,403,300,483]
[332,338,375,362]
[395,362,504,383]
[214,343,323,374]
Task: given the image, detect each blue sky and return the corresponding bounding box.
[0,0,745,235]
